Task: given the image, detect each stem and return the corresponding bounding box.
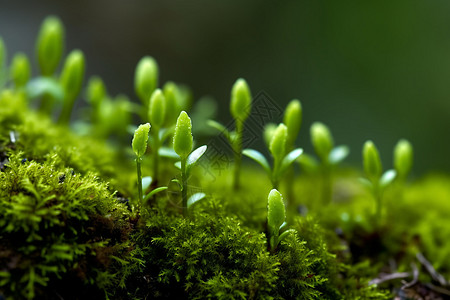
[136,158,143,208]
[153,128,160,186]
[272,156,280,190]
[233,119,243,190]
[374,183,382,223]
[58,96,75,125]
[322,164,332,205]
[39,92,55,115]
[181,157,188,216]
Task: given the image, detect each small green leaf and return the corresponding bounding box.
[279,221,288,232]
[174,161,181,169]
[278,229,296,243]
[363,140,382,180]
[60,49,85,102]
[358,177,373,190]
[267,189,286,233]
[86,76,106,107]
[132,123,151,158]
[297,153,319,173]
[230,78,252,122]
[380,169,396,189]
[143,186,168,202]
[280,148,303,175]
[187,145,207,167]
[36,16,64,76]
[269,123,288,161]
[159,147,179,159]
[163,81,181,126]
[149,89,166,127]
[263,123,277,149]
[10,53,31,87]
[328,145,350,165]
[243,149,271,176]
[187,192,206,209]
[142,176,153,191]
[311,122,334,162]
[134,56,158,104]
[394,139,413,178]
[283,99,302,147]
[26,77,64,101]
[173,111,193,158]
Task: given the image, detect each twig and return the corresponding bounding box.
[401,263,419,289]
[425,283,450,296]
[416,252,449,286]
[369,272,411,286]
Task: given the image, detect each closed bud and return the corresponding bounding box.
[10,53,31,87]
[363,140,382,180]
[148,89,166,128]
[60,50,85,102]
[36,16,64,76]
[163,81,181,125]
[132,123,151,158]
[134,56,158,104]
[86,76,106,107]
[267,189,285,232]
[263,123,278,149]
[283,99,302,147]
[270,123,287,160]
[0,36,6,70]
[311,122,334,162]
[230,78,252,122]
[173,111,193,158]
[394,139,413,178]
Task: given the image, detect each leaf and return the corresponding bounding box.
[279,221,288,232]
[328,145,349,165]
[187,145,207,168]
[174,161,181,170]
[359,177,373,190]
[380,169,396,189]
[187,192,206,209]
[297,153,319,173]
[159,147,179,159]
[278,229,296,243]
[26,77,64,101]
[207,120,232,143]
[242,149,271,176]
[279,148,303,175]
[142,176,153,191]
[143,186,168,202]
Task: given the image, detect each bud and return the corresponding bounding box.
[0,36,6,70]
[230,78,252,122]
[10,53,31,87]
[148,89,166,128]
[60,50,85,102]
[132,123,151,158]
[134,56,159,104]
[263,123,278,149]
[173,111,193,158]
[394,139,413,178]
[36,16,64,76]
[86,76,106,107]
[310,122,334,162]
[363,140,382,180]
[269,123,287,160]
[267,189,285,232]
[283,99,302,147]
[163,81,180,125]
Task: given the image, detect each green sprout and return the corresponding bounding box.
[360,140,396,222]
[10,53,31,88]
[207,78,252,190]
[267,189,296,253]
[35,16,64,77]
[86,76,107,125]
[135,56,159,118]
[132,123,151,205]
[394,139,413,181]
[148,89,166,184]
[173,111,207,216]
[243,123,303,189]
[163,81,181,127]
[58,50,86,125]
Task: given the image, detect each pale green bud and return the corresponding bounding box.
[263,123,278,149]
[363,140,382,180]
[173,111,193,158]
[311,122,334,162]
[267,189,285,232]
[60,50,85,102]
[134,56,159,104]
[283,99,302,147]
[230,78,252,122]
[36,16,64,76]
[394,139,413,178]
[0,36,6,70]
[163,81,180,125]
[10,53,31,87]
[86,76,106,107]
[270,123,287,160]
[148,89,166,128]
[132,123,151,158]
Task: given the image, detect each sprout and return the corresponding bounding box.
[10,53,31,88]
[263,123,278,149]
[267,189,296,252]
[86,76,106,108]
[230,78,252,122]
[58,50,86,124]
[135,56,159,106]
[132,123,151,159]
[363,140,382,181]
[148,89,166,183]
[394,139,413,179]
[35,16,64,76]
[283,99,302,149]
[173,111,193,159]
[163,81,181,126]
[311,122,334,162]
[270,123,288,161]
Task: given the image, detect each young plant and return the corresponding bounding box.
[10,53,31,89]
[173,111,207,216]
[86,76,107,125]
[394,139,413,181]
[58,50,86,124]
[135,56,158,119]
[360,140,396,221]
[267,189,296,253]
[148,89,166,184]
[132,123,151,206]
[207,78,252,190]
[243,123,303,189]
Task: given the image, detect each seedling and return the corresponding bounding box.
[132,123,151,205]
[360,140,396,221]
[207,78,252,190]
[173,111,207,216]
[394,139,413,181]
[10,53,31,89]
[163,81,181,127]
[243,123,303,189]
[148,89,167,184]
[35,16,64,77]
[267,189,296,253]
[58,50,86,124]
[135,56,158,119]
[86,76,107,125]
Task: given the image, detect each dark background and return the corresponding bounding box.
[1,0,450,174]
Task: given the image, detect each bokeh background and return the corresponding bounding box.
[1,0,450,174]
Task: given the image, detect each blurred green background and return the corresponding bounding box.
[1,0,449,174]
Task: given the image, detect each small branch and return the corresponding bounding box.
[369,272,411,286]
[401,263,419,289]
[416,252,449,286]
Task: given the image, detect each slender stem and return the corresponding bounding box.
[272,156,280,190]
[39,92,55,115]
[322,164,332,205]
[181,157,188,216]
[153,128,160,186]
[58,96,75,125]
[136,158,143,207]
[375,183,382,222]
[233,119,243,190]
